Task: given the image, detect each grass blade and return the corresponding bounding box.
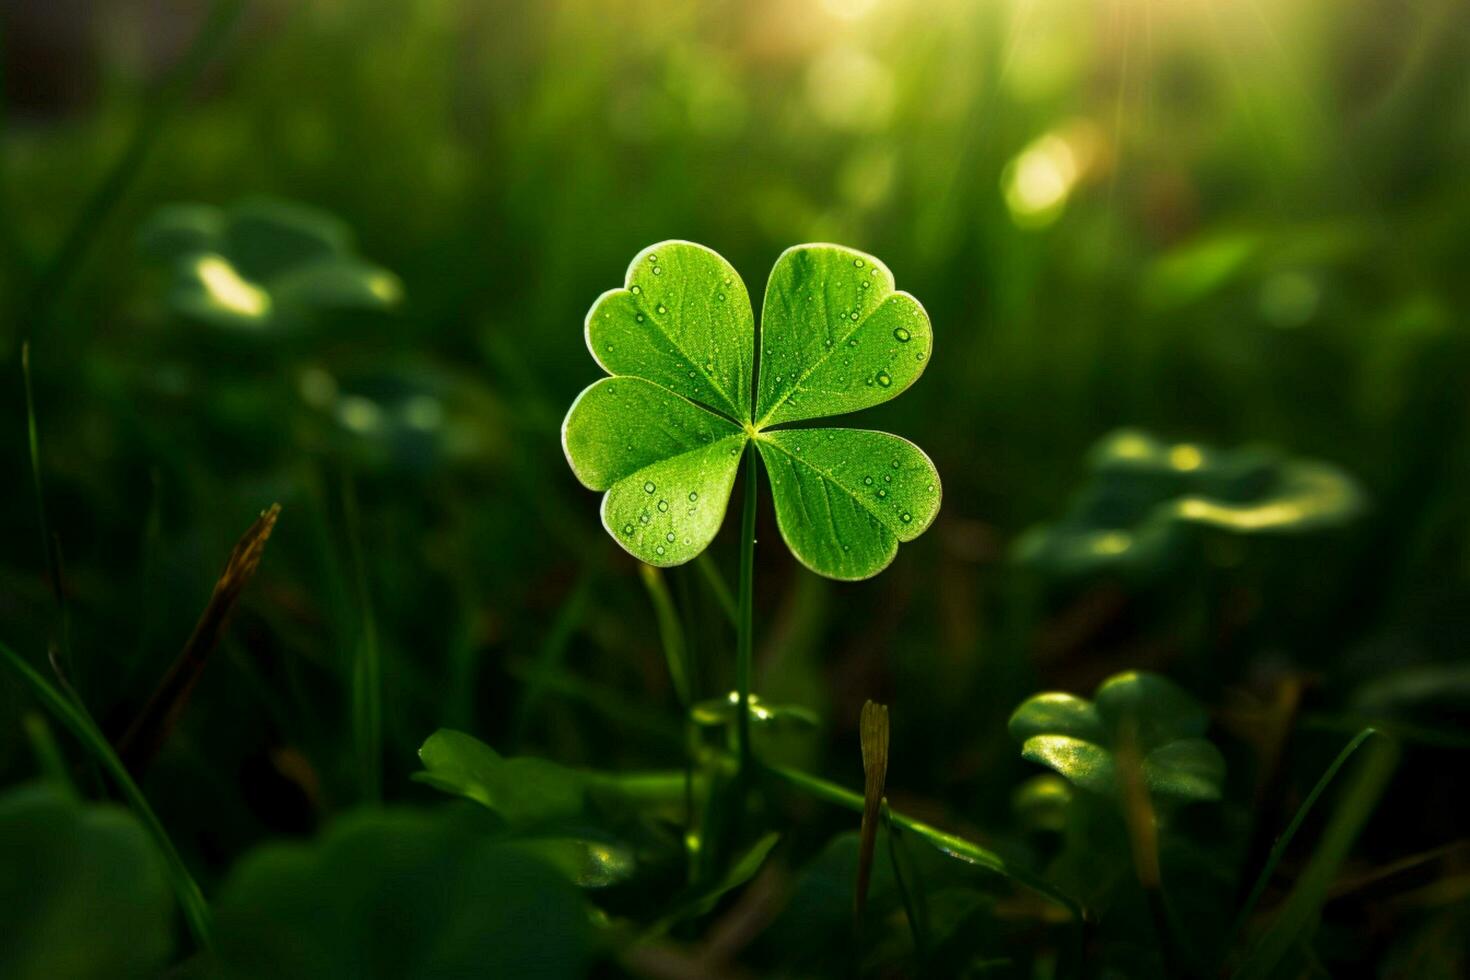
[1231,732,1398,979]
[1225,727,1380,955]
[0,639,213,949]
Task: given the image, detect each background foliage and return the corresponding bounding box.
[2,0,1468,976]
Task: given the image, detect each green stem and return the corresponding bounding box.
[764,762,1084,922]
[736,446,758,773]
[0,639,213,949]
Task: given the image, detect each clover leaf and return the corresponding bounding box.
[1015,428,1363,580]
[1009,670,1226,802]
[138,197,402,331]
[562,241,941,580]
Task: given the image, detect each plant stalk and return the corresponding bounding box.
[736,445,758,774]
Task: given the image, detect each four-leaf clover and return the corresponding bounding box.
[562,241,940,580]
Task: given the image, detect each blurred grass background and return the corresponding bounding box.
[2,0,1469,970]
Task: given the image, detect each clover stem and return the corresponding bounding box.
[736,444,758,774]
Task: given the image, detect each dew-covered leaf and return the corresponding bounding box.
[586,240,754,422]
[756,428,941,580]
[690,691,821,728]
[562,377,746,567]
[0,785,174,980]
[564,241,941,580]
[205,807,592,980]
[754,244,932,428]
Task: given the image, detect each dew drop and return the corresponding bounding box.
[656,545,666,556]
[688,491,698,502]
[915,352,926,361]
[657,499,669,512]
[875,370,892,387]
[878,489,888,498]
[716,292,726,302]
[891,459,900,468]
[635,314,644,322]
[901,512,912,523]
[853,257,865,268]
[688,370,696,378]
[665,532,675,543]
[630,284,642,295]
[639,511,652,525]
[644,481,656,494]
[893,327,911,342]
[864,476,874,485]
[656,303,668,314]
[849,311,859,321]
[927,483,936,492]
[884,474,892,483]
[652,266,663,276]
[847,338,858,347]
[859,280,869,290]
[648,254,658,263]
[622,523,635,535]
[682,537,691,545]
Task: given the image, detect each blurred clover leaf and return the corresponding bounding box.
[204,807,592,979]
[562,240,941,580]
[1015,428,1363,580]
[1009,670,1226,803]
[0,785,174,980]
[138,197,402,331]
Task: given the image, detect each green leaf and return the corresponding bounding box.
[205,808,593,980]
[1008,692,1106,744]
[1144,738,1227,801]
[140,196,401,332]
[585,240,754,422]
[1095,670,1209,748]
[1010,671,1225,804]
[0,786,174,980]
[1021,735,1117,795]
[136,202,224,261]
[754,244,932,428]
[564,241,941,580]
[415,729,587,828]
[562,377,746,567]
[1016,428,1363,581]
[223,197,353,281]
[757,428,941,580]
